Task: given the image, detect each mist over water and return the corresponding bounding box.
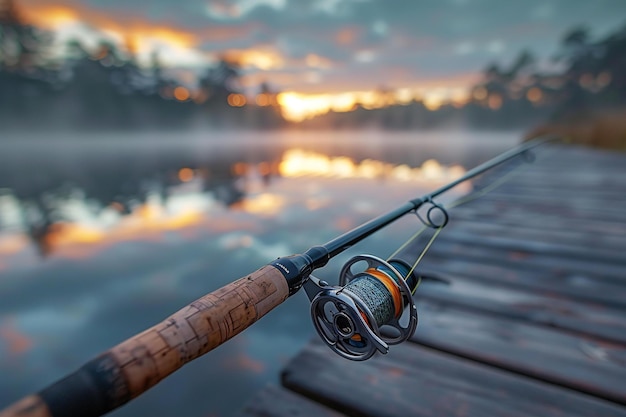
[0,130,520,417]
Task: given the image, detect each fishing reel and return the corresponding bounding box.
[304,255,418,361]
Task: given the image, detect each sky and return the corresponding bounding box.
[18,0,626,113]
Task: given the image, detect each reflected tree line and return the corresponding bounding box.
[0,148,280,256]
[0,0,284,131]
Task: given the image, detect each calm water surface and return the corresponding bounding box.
[0,130,520,416]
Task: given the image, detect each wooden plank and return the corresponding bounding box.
[480,170,626,187]
[436,227,626,267]
[452,206,626,238]
[410,299,626,405]
[484,167,626,184]
[236,385,347,417]
[409,236,626,284]
[452,196,626,232]
[469,194,626,224]
[447,220,626,257]
[481,182,626,197]
[395,230,626,308]
[417,252,626,308]
[413,278,626,344]
[282,340,626,417]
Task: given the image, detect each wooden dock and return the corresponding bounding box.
[237,144,626,417]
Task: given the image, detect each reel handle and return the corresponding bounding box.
[0,265,289,417]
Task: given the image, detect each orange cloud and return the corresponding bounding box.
[21,0,261,58]
[21,0,197,57]
[232,193,285,216]
[222,46,285,70]
[222,353,265,373]
[304,53,332,69]
[335,27,360,45]
[0,235,29,256]
[0,318,33,357]
[198,24,261,43]
[31,203,206,259]
[19,191,267,259]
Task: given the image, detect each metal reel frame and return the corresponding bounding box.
[309,288,388,361]
[339,254,418,346]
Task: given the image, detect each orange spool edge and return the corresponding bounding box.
[365,268,403,319]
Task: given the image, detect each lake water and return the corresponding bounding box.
[0,130,520,416]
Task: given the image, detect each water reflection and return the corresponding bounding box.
[0,131,519,417]
[0,147,467,260]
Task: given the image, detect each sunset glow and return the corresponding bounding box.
[21,1,200,66]
[278,149,466,182]
[14,0,484,121]
[223,47,285,70]
[235,193,285,216]
[23,5,78,28]
[0,235,29,256]
[276,88,471,122]
[276,90,397,122]
[28,203,206,259]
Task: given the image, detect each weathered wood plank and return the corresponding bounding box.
[445,220,626,259]
[452,206,626,237]
[235,384,347,417]
[436,227,626,267]
[467,193,626,224]
[409,236,626,284]
[416,252,626,308]
[282,340,626,417]
[410,299,626,405]
[413,276,626,344]
[395,229,626,312]
[481,182,626,197]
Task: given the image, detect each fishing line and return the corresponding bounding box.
[386,225,427,260]
[448,144,556,209]
[404,226,443,293]
[447,161,527,209]
[386,146,544,292]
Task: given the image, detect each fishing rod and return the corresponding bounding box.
[0,137,556,417]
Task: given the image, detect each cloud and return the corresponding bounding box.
[454,41,476,56]
[335,27,362,45]
[0,318,33,358]
[221,352,266,373]
[206,0,288,20]
[223,45,286,70]
[17,0,626,96]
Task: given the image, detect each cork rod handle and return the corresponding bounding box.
[0,264,290,417]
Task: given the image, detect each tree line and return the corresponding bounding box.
[1,0,625,131]
[303,23,626,130]
[0,0,283,131]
